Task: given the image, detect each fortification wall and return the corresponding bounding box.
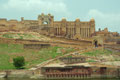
[0,37,93,49]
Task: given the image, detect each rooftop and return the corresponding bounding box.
[43,63,92,68]
[43,62,120,68]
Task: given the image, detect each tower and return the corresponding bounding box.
[90,18,95,35]
[38,13,54,26]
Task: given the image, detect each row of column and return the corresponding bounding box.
[46,74,91,78]
[80,28,90,38]
[56,27,62,36]
[66,27,76,38]
[55,27,90,38]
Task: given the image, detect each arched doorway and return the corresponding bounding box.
[43,21,48,25]
[94,40,98,47]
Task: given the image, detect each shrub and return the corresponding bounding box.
[13,56,25,69]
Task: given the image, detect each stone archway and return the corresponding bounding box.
[43,21,48,25]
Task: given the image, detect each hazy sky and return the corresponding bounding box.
[0,0,120,32]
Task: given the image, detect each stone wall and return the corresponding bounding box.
[42,66,120,79]
[0,37,92,49]
[104,44,120,52]
[59,57,86,64]
[0,70,33,78]
[24,44,50,49]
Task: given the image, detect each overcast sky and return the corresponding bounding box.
[0,0,120,33]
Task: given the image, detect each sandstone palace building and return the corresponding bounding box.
[0,13,95,40]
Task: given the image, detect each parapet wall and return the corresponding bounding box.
[0,37,93,49]
[24,44,50,49]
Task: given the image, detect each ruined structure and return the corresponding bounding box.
[0,13,95,40]
[41,63,120,79]
[41,56,120,79]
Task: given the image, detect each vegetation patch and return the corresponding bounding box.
[87,59,97,62]
[0,43,75,70]
[0,32,52,41]
[82,49,113,56]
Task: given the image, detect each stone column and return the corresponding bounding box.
[84,28,86,38]
[59,27,60,35]
[83,28,85,37]
[83,28,84,38]
[88,28,90,37]
[68,28,69,37]
[57,27,58,36]
[71,28,73,38]
[81,28,83,38]
[70,27,72,38]
[86,28,87,38]
[58,27,59,35]
[88,28,89,37]
[56,27,57,35]
[72,27,73,38]
[85,28,86,38]
[57,27,58,35]
[79,28,81,35]
[56,28,58,35]
[80,28,81,35]
[87,28,88,38]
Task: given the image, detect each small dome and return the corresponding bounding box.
[75,18,80,21]
[90,18,95,21]
[62,17,66,21]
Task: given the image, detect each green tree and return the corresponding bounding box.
[13,56,25,69]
